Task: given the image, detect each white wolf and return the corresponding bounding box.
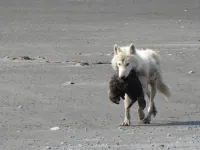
[111,43,171,125]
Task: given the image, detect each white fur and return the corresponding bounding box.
[112,43,171,126]
[112,45,158,79]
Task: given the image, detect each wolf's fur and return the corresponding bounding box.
[111,43,171,125]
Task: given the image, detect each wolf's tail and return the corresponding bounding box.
[156,77,171,100]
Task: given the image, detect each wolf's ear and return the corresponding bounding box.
[114,44,121,55]
[129,43,136,54]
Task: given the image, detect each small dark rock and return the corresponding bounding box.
[62,81,75,86]
[96,61,104,64]
[80,62,89,66]
[38,56,45,59]
[68,81,75,85]
[20,56,33,60]
[12,57,17,60]
[188,70,194,74]
[95,61,110,64]
[160,144,165,148]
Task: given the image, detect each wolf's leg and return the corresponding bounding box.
[138,107,145,121]
[143,82,157,124]
[138,76,148,98]
[120,94,131,126]
[137,97,146,121]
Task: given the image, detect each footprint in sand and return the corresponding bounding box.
[4,56,44,61]
[3,56,49,63]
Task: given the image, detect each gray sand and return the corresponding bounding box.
[0,0,200,149]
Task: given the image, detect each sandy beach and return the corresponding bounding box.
[0,0,200,149]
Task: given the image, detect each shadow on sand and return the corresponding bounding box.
[131,121,200,127]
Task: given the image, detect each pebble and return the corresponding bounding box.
[60,142,67,145]
[84,128,88,132]
[160,144,165,148]
[167,134,171,137]
[188,71,194,74]
[4,56,10,59]
[68,81,75,84]
[44,146,52,149]
[62,81,75,86]
[20,56,33,60]
[17,105,22,109]
[38,56,45,59]
[119,127,122,130]
[75,62,89,66]
[50,127,60,131]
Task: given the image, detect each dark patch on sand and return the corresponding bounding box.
[92,61,111,65]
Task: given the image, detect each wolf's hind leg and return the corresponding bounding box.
[138,76,149,99]
[120,94,131,126]
[137,97,146,122]
[138,107,145,121]
[143,82,157,124]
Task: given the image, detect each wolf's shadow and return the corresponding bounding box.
[131,121,200,127]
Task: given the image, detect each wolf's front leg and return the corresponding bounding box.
[138,76,148,97]
[120,94,131,126]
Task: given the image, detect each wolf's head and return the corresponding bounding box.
[111,43,139,79]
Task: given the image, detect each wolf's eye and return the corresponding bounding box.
[126,63,130,66]
[118,63,121,66]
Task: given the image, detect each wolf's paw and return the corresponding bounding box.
[138,111,145,121]
[141,118,150,124]
[119,119,130,126]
